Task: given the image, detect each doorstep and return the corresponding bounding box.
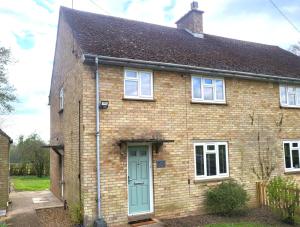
[128,212,154,223]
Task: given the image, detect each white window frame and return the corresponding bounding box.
[191,76,226,103]
[280,84,300,108]
[194,142,229,180]
[283,140,300,173]
[59,87,64,111]
[124,69,153,100]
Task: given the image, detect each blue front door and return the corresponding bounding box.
[128,146,151,215]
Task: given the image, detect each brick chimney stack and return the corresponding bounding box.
[176,1,204,35]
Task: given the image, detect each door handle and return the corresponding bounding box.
[128,176,133,183]
[134,182,144,185]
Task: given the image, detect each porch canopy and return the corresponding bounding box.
[117,139,174,153]
[42,144,64,156]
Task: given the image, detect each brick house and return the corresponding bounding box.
[49,2,300,226]
[0,129,12,216]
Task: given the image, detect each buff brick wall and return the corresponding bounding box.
[81,65,300,226]
[0,135,10,210]
[50,13,85,208]
[52,16,300,226]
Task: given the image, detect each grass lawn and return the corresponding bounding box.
[206,223,270,227]
[11,176,50,191]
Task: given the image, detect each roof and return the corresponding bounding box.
[60,7,300,79]
[0,129,12,143]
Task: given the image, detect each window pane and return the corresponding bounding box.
[219,145,227,174]
[192,77,202,99]
[140,72,152,96]
[206,153,216,176]
[139,150,147,156]
[297,88,300,105]
[285,143,291,168]
[280,86,287,105]
[129,150,137,156]
[288,87,296,105]
[126,70,137,78]
[293,143,298,148]
[204,87,213,100]
[216,80,224,100]
[207,145,215,151]
[288,94,296,105]
[196,146,204,176]
[292,150,300,168]
[125,80,138,96]
[59,88,64,109]
[204,79,212,85]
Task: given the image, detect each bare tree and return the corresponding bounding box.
[0,46,16,113]
[290,41,300,56]
[250,113,279,182]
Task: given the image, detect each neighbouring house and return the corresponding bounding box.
[0,129,12,216]
[49,2,300,226]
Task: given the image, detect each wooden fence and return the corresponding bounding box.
[256,182,268,207]
[256,182,300,207]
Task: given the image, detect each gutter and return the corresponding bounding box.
[82,54,300,84]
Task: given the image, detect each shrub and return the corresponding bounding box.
[69,202,83,225]
[0,222,7,227]
[10,163,36,176]
[267,176,299,224]
[206,180,249,216]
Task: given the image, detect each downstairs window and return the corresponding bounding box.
[284,141,300,172]
[194,142,229,180]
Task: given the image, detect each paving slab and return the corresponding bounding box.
[6,190,63,227]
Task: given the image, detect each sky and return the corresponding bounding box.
[0,0,299,142]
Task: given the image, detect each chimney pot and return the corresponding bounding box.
[191,1,198,10]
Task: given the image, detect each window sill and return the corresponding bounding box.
[191,100,227,105]
[194,176,230,184]
[58,109,64,114]
[284,170,300,175]
[122,97,156,102]
[280,105,300,109]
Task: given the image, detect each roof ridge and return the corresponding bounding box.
[205,33,278,48]
[60,6,176,31]
[60,6,278,48]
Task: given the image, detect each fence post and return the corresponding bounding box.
[256,182,261,207]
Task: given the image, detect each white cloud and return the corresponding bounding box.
[0,0,299,142]
[0,0,57,142]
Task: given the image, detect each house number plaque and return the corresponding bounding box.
[156,160,166,168]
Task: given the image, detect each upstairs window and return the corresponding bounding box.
[284,141,300,172]
[124,69,153,99]
[194,142,229,180]
[280,85,300,107]
[192,76,225,103]
[59,87,64,111]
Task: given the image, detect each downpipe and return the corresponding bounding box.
[94,57,107,227]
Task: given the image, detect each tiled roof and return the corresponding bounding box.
[61,7,300,79]
[0,129,12,143]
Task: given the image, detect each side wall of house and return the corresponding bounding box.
[0,135,10,210]
[89,65,300,226]
[50,14,84,208]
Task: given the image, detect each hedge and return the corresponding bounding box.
[10,163,49,176]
